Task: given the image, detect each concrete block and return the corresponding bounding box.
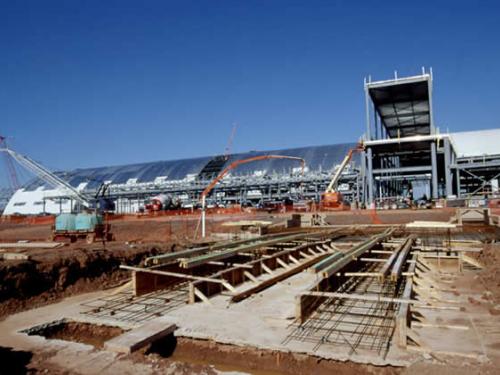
[104,319,177,354]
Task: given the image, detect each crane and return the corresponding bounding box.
[223,123,237,161]
[0,145,115,243]
[0,136,20,192]
[320,143,364,210]
[0,146,90,207]
[199,154,306,237]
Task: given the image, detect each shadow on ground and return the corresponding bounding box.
[0,346,33,374]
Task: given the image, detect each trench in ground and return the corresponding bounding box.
[22,320,125,349]
[137,334,400,375]
[21,321,396,374]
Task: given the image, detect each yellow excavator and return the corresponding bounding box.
[320,143,364,210]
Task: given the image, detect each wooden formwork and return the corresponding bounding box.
[394,253,417,348]
[189,239,339,303]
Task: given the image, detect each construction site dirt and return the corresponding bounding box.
[1,210,500,374]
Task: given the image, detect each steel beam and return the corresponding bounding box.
[320,228,395,278]
[372,166,431,175]
[180,230,339,269]
[145,231,307,266]
[390,236,415,281]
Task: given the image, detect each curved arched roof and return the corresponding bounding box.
[22,142,358,191]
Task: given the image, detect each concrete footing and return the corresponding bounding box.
[105,318,177,354]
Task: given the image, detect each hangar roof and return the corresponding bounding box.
[21,142,358,191]
[450,129,500,158]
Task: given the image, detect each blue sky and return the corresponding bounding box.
[1,1,499,187]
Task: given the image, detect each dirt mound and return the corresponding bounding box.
[478,242,500,305]
[0,216,202,243]
[0,243,175,319]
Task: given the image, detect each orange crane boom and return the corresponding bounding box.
[200,154,306,200]
[199,154,306,237]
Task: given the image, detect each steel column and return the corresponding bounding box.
[366,147,374,206]
[431,141,438,199]
[428,69,435,134]
[364,82,371,140]
[361,150,367,206]
[444,137,453,197]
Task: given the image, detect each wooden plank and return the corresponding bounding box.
[395,253,417,348]
[132,268,179,296]
[0,242,63,249]
[244,270,258,283]
[406,329,428,349]
[359,258,387,263]
[0,253,30,260]
[414,246,482,253]
[412,322,469,330]
[343,272,381,277]
[299,251,311,259]
[401,272,415,277]
[261,263,274,275]
[308,248,319,256]
[276,258,291,269]
[120,265,229,284]
[231,263,254,269]
[300,291,420,305]
[221,281,236,293]
[462,255,483,269]
[194,287,211,305]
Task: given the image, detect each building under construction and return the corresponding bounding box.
[1,71,500,375]
[2,70,500,216]
[361,70,500,207]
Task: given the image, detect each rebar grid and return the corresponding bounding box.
[81,284,189,324]
[285,252,403,358]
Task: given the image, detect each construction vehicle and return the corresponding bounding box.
[320,143,364,210]
[52,211,113,243]
[0,144,114,243]
[144,194,182,213]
